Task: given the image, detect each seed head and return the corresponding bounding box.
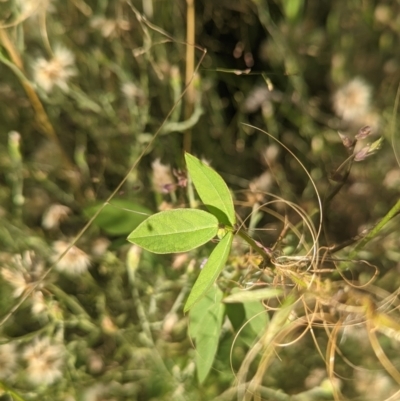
[42,204,71,230]
[16,0,52,18]
[0,343,18,379]
[53,241,91,275]
[333,77,372,123]
[90,16,130,38]
[151,158,175,194]
[31,290,47,316]
[23,337,64,386]
[33,45,76,93]
[1,251,44,298]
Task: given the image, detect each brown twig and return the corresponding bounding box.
[184,0,195,154]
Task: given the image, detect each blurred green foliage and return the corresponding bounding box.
[0,0,399,400]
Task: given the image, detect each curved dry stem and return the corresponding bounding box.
[229,307,271,378]
[241,123,324,250]
[234,196,308,253]
[366,314,400,385]
[236,297,297,399]
[331,258,379,289]
[325,320,344,401]
[235,269,400,400]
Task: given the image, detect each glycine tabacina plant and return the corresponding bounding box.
[127,153,273,383]
[127,153,240,312]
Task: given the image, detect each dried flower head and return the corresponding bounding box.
[23,337,64,386]
[151,158,175,194]
[42,204,71,230]
[172,253,189,270]
[31,290,47,315]
[33,46,76,93]
[333,77,372,123]
[261,145,280,165]
[91,237,111,257]
[53,241,91,275]
[1,251,45,298]
[90,16,130,38]
[16,0,52,18]
[242,86,282,113]
[0,343,18,379]
[121,81,145,101]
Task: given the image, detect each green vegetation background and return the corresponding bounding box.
[0,0,400,400]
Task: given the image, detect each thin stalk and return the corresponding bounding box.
[349,198,400,258]
[47,283,95,322]
[237,228,271,262]
[183,0,195,153]
[333,198,400,275]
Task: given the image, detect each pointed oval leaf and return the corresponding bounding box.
[188,286,224,384]
[223,288,282,303]
[185,153,236,226]
[127,209,218,254]
[84,199,151,235]
[243,301,269,336]
[184,231,233,312]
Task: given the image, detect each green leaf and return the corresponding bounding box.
[189,286,225,384]
[185,153,236,226]
[223,288,282,303]
[184,231,233,312]
[127,209,218,254]
[84,199,151,236]
[243,301,269,336]
[224,288,274,340]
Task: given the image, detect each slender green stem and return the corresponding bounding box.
[186,176,197,209]
[237,228,271,262]
[47,283,97,329]
[349,198,400,258]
